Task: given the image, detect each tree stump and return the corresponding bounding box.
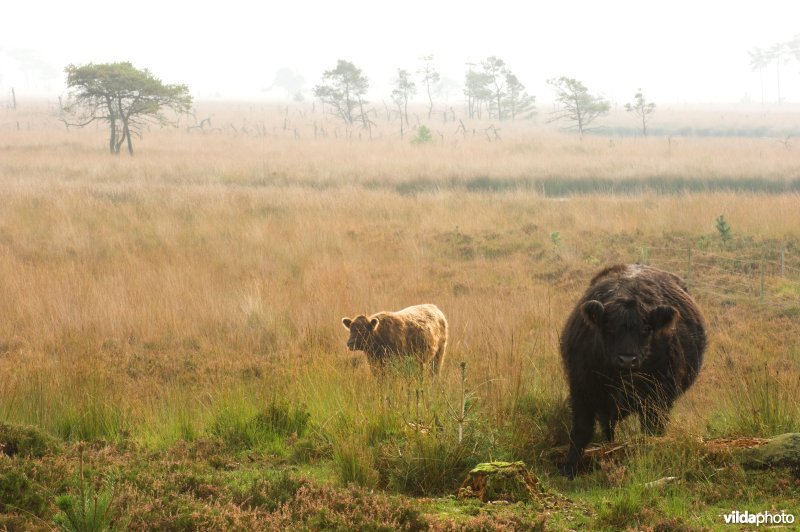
[740,433,800,471]
[457,461,541,503]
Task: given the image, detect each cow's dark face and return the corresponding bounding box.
[341,315,380,351]
[581,298,678,370]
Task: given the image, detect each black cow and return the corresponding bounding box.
[559,264,707,477]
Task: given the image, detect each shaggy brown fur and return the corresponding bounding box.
[342,304,448,375]
[559,264,707,478]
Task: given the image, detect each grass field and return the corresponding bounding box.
[0,102,799,529]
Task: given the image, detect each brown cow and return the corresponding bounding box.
[341,304,448,375]
[559,264,707,477]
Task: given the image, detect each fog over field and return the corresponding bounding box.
[1,3,800,530]
[3,0,800,103]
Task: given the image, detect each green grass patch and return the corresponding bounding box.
[53,396,129,442]
[209,394,310,453]
[379,428,488,496]
[507,385,570,465]
[332,433,380,489]
[708,366,800,437]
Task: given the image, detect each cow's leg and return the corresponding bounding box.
[431,337,447,376]
[598,407,618,442]
[562,395,595,478]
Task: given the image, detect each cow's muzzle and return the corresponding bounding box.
[614,354,640,369]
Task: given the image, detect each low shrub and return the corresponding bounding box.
[210,397,310,451]
[231,469,306,512]
[0,462,49,518]
[380,428,486,496]
[333,435,380,489]
[709,365,800,437]
[0,421,60,458]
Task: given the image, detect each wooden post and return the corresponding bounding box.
[760,256,765,302]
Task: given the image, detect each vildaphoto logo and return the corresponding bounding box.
[723,510,796,526]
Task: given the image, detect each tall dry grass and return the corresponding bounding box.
[0,102,798,470]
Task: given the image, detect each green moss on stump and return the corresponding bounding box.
[740,433,800,470]
[458,461,541,503]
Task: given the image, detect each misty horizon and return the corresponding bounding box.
[3,1,800,106]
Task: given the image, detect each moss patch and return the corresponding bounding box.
[458,461,542,504]
[740,433,800,470]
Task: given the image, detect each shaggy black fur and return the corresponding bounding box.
[559,264,707,478]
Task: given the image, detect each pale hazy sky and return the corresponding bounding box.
[2,0,799,104]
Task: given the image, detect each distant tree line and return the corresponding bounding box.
[463,56,536,121]
[311,54,653,138]
[29,34,800,155]
[748,35,800,105]
[315,55,537,128]
[56,55,669,155]
[304,37,800,138]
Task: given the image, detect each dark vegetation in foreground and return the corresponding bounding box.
[1,417,799,530]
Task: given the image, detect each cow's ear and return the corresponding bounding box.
[342,318,352,329]
[649,306,679,333]
[369,317,380,330]
[580,300,604,328]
